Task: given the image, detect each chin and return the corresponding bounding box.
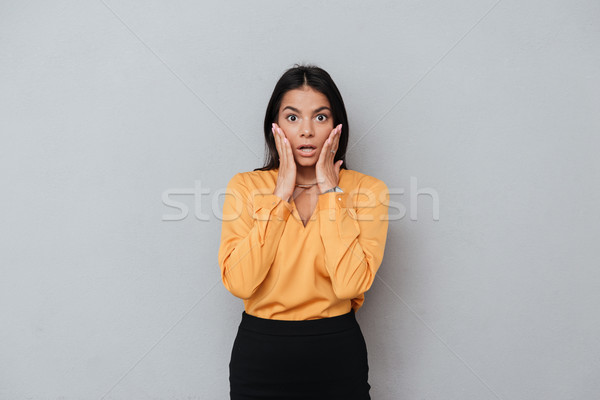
[295,159,317,167]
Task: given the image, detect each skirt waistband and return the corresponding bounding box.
[239,309,358,336]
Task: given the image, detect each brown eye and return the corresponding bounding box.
[316,114,327,122]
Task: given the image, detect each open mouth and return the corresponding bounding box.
[298,145,316,153]
[297,145,317,156]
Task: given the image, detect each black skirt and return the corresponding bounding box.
[229,309,371,399]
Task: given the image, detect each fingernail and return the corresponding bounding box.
[284,138,287,143]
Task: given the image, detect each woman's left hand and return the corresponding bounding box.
[316,123,344,194]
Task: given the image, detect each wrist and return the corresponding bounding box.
[319,186,344,195]
[273,190,292,203]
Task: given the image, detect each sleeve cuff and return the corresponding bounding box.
[252,194,293,221]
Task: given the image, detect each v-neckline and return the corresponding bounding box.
[290,195,319,229]
[285,169,346,230]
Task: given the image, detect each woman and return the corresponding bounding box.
[218,64,389,399]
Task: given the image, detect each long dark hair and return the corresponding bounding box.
[254,63,350,171]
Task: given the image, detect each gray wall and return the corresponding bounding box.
[1,1,599,399]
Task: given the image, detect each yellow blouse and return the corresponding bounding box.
[218,168,389,320]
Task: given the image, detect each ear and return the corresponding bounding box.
[335,160,343,175]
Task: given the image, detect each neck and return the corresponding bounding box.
[295,165,317,185]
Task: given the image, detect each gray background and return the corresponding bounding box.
[1,1,599,399]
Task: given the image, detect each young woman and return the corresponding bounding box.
[218,64,389,399]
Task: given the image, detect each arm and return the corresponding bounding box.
[217,173,293,299]
[317,177,389,300]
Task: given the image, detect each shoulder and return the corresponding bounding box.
[225,169,277,193]
[342,170,389,207]
[342,169,388,191]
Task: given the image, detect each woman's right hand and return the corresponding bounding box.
[272,122,296,203]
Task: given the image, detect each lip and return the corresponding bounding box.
[297,144,316,150]
[297,147,317,157]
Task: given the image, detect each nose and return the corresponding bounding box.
[299,120,314,137]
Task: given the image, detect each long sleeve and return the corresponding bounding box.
[317,177,389,300]
[218,173,293,300]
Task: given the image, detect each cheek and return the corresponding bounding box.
[317,131,331,146]
[321,124,334,136]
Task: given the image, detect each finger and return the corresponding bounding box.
[330,124,341,158]
[334,124,342,151]
[328,124,339,147]
[317,133,330,166]
[325,127,336,162]
[275,126,286,168]
[273,124,282,161]
[278,126,288,167]
[336,159,343,174]
[284,128,294,162]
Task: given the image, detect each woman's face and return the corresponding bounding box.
[276,86,335,167]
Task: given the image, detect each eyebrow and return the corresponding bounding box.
[281,106,331,114]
